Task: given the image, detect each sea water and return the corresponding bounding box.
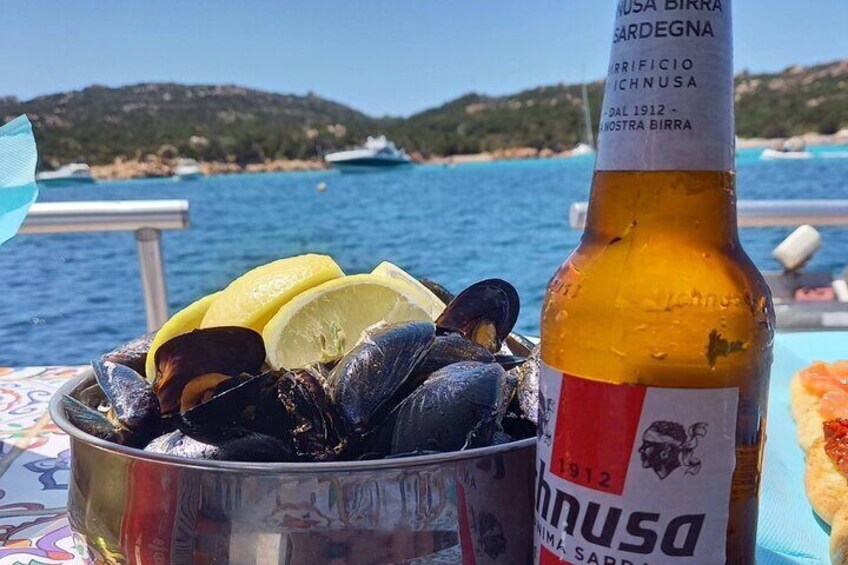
[2,147,847,366]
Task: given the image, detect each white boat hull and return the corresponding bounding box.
[761,148,813,161]
[331,161,413,174]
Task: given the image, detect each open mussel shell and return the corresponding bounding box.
[435,279,519,353]
[277,368,347,461]
[62,395,123,444]
[329,322,436,437]
[413,332,495,382]
[178,372,272,434]
[92,359,161,432]
[381,361,506,455]
[101,332,156,377]
[153,327,265,414]
[145,428,292,462]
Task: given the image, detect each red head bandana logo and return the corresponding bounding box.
[638,421,708,480]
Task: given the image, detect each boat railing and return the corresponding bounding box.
[19,200,190,332]
[569,199,848,230]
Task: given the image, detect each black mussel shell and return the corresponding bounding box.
[498,370,519,422]
[62,395,122,443]
[505,333,535,357]
[511,345,540,425]
[178,372,272,433]
[491,430,514,445]
[384,361,505,455]
[77,383,108,410]
[494,355,526,371]
[145,428,292,462]
[501,412,536,440]
[277,368,346,461]
[412,333,495,383]
[435,279,519,353]
[153,327,265,414]
[101,332,156,377]
[329,322,436,437]
[420,278,455,306]
[92,359,161,432]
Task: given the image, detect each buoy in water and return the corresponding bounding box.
[316,182,327,192]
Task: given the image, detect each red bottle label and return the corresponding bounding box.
[535,365,738,564]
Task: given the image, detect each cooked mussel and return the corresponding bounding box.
[435,279,519,353]
[63,359,161,446]
[512,345,540,425]
[412,332,495,382]
[178,372,272,434]
[102,332,156,377]
[145,428,292,462]
[382,361,506,455]
[153,327,265,414]
[276,368,347,461]
[328,322,436,437]
[61,395,123,443]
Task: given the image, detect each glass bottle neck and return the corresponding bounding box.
[583,170,739,247]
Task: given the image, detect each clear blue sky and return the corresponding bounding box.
[2,1,846,116]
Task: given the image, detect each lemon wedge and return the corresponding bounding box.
[263,274,433,370]
[201,254,344,332]
[371,261,446,319]
[144,291,221,381]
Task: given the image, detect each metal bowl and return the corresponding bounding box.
[51,370,536,564]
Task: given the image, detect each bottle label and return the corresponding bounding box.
[535,364,738,564]
[596,1,734,172]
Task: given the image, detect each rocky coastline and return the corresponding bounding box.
[85,130,848,181]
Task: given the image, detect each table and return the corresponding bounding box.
[0,333,844,564]
[0,367,85,564]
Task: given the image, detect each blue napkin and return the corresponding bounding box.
[756,332,841,563]
[0,115,38,246]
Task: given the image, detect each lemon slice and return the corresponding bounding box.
[201,254,344,332]
[145,291,221,381]
[371,261,446,319]
[263,274,433,370]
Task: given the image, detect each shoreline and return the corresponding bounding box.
[85,132,848,181]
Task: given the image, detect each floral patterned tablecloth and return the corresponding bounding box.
[0,366,86,565]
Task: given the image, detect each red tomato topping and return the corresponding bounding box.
[824,419,848,475]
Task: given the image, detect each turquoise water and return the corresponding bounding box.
[3,147,848,366]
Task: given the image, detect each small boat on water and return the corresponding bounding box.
[35,163,96,186]
[173,158,203,181]
[568,83,596,158]
[570,142,595,158]
[761,139,814,161]
[324,135,412,174]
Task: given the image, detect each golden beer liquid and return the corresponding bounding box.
[542,170,775,562]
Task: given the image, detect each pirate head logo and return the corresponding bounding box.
[638,421,708,480]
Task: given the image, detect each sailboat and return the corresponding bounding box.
[570,82,596,158]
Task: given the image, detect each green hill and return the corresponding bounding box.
[2,59,845,168]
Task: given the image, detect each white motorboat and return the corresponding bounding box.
[761,148,814,161]
[35,163,96,186]
[324,135,413,173]
[173,158,203,181]
[761,139,813,161]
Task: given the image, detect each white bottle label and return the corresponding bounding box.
[596,0,734,172]
[535,364,738,564]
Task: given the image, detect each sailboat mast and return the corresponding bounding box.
[581,82,595,150]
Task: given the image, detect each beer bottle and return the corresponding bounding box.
[537,1,774,563]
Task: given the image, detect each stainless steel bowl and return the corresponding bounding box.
[51,370,535,564]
